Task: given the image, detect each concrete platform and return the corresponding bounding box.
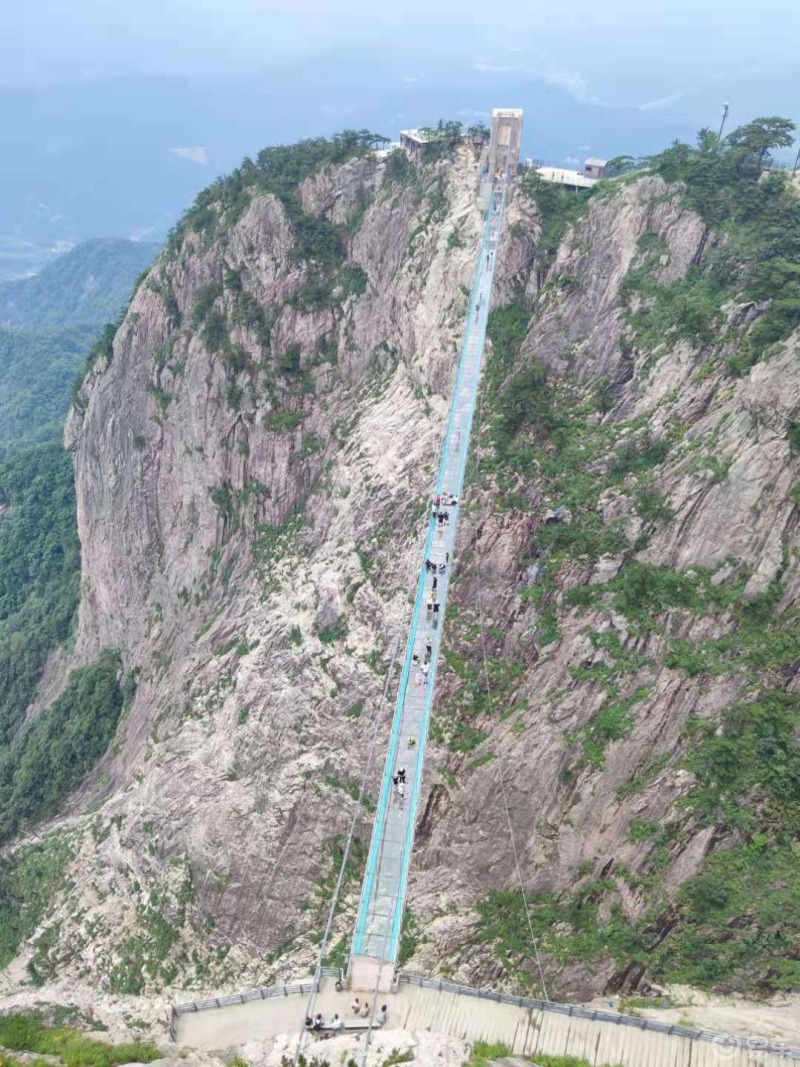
[174,978,800,1067]
[350,956,394,993]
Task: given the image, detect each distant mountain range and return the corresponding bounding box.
[0,238,158,330]
[0,54,701,281]
[0,239,158,458]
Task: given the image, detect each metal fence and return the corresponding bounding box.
[397,974,800,1059]
[168,968,800,1058]
[169,980,318,1040]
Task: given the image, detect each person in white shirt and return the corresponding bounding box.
[378,1004,388,1025]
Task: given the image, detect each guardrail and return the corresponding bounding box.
[169,980,317,1040]
[397,973,800,1059]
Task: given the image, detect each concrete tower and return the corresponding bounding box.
[487,108,524,184]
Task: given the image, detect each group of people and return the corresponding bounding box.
[424,558,447,575]
[307,1012,342,1032]
[432,494,457,527]
[304,1003,389,1033]
[412,639,433,667]
[351,1000,389,1024]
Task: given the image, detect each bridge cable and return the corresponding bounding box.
[292,632,401,1067]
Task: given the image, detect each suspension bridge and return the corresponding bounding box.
[348,184,504,993]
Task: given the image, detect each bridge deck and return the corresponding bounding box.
[350,190,505,971]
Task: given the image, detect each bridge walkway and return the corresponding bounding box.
[350,188,506,984]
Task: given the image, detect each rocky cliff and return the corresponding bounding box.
[4,134,800,1007]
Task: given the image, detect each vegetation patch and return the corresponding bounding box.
[0,649,126,842]
[0,835,73,970]
[0,1012,159,1067]
[643,117,800,373]
[0,445,80,752]
[517,170,594,278]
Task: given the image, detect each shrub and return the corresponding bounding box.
[0,1012,160,1067]
[0,651,124,843]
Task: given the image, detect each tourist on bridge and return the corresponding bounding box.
[328,1014,343,1031]
[379,1005,389,1025]
[438,563,446,575]
[351,997,361,1015]
[432,575,438,594]
[360,1003,370,1017]
[397,767,406,783]
[425,640,432,658]
[313,1014,323,1031]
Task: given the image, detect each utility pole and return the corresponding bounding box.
[792,146,800,177]
[717,102,730,143]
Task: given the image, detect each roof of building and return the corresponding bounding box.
[400,128,432,144]
[492,108,524,118]
[584,157,609,167]
[536,166,597,189]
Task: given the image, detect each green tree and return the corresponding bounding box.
[726,116,796,168]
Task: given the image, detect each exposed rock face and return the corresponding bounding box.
[5,153,800,1006]
[29,146,490,993]
[408,176,800,999]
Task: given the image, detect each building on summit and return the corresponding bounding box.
[487,108,524,183]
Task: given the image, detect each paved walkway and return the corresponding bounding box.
[175,978,798,1067]
[350,190,506,969]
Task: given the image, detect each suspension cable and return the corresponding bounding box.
[292,632,401,1067]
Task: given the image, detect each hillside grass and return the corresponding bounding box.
[0,1012,159,1067]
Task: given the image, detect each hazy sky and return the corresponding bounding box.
[6,0,800,115]
[1,0,797,271]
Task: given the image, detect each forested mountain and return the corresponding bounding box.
[0,239,158,330]
[0,239,157,458]
[0,326,97,459]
